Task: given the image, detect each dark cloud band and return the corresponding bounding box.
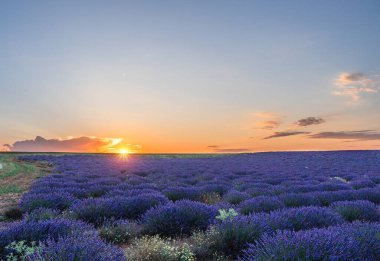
[296,117,325,126]
[309,130,380,140]
[264,131,309,139]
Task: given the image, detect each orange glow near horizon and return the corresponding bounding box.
[117,148,130,160]
[1,131,380,154]
[118,148,130,155]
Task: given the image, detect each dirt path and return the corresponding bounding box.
[0,154,51,217]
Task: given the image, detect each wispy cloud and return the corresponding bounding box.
[207,145,219,148]
[264,131,309,139]
[309,130,380,140]
[254,112,281,130]
[333,72,379,102]
[296,117,325,127]
[4,136,141,153]
[214,148,250,153]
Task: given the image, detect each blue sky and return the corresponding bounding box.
[1,1,380,152]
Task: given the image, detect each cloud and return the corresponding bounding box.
[208,145,250,153]
[0,144,11,152]
[254,112,281,130]
[5,136,140,153]
[296,117,325,127]
[333,72,379,102]
[213,148,250,153]
[264,131,309,140]
[256,120,280,130]
[309,130,380,141]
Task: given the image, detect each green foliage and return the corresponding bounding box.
[124,236,196,261]
[208,216,271,258]
[188,230,229,260]
[5,241,42,261]
[216,208,238,222]
[98,220,142,244]
[0,185,24,195]
[26,208,60,222]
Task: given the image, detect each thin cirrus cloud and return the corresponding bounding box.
[333,72,379,102]
[213,148,251,153]
[207,145,250,153]
[3,136,140,153]
[309,130,380,141]
[263,131,310,140]
[296,117,325,127]
[254,112,281,130]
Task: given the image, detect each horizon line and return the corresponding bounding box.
[1,149,379,155]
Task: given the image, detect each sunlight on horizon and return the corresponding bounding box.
[117,148,130,160]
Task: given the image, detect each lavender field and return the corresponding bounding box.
[1,151,380,260]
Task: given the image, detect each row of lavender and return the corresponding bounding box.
[1,151,380,260]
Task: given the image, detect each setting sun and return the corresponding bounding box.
[118,148,129,155]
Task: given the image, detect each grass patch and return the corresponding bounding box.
[0,185,24,195]
[0,154,51,216]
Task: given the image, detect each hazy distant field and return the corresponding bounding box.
[1,151,380,260]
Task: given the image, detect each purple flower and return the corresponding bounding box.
[240,222,380,261]
[142,200,217,236]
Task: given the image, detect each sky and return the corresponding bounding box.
[1,0,380,153]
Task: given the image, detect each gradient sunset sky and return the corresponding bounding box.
[1,1,380,153]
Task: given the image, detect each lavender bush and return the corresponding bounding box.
[142,200,217,236]
[13,151,380,260]
[240,222,380,261]
[239,196,284,214]
[29,234,126,261]
[331,200,380,222]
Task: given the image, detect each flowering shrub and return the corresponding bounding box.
[17,151,380,260]
[200,184,229,196]
[355,188,380,204]
[279,193,321,207]
[163,187,202,201]
[244,187,273,197]
[26,208,60,222]
[29,234,126,261]
[210,215,272,258]
[331,200,380,222]
[105,188,159,198]
[315,190,357,206]
[142,200,217,236]
[317,182,352,191]
[351,178,376,189]
[240,222,380,261]
[0,219,94,258]
[72,193,168,225]
[239,196,284,214]
[263,206,344,231]
[223,190,250,205]
[20,192,75,212]
[85,184,113,198]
